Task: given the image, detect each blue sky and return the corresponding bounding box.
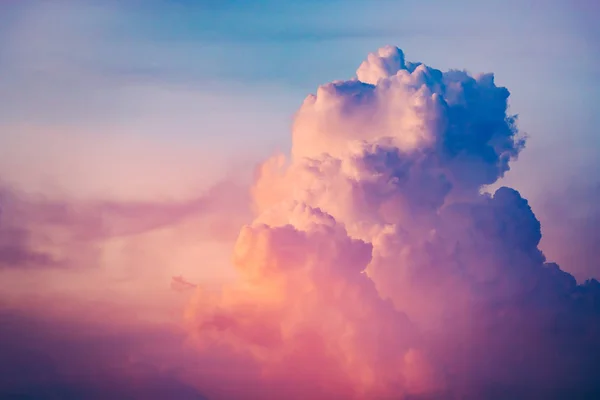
[0,0,598,277]
[1,1,597,143]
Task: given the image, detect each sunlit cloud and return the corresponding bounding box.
[184,46,600,399]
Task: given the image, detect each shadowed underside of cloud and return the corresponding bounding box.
[185,46,600,399]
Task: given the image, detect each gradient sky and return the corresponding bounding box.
[1,2,600,399]
[1,0,598,279]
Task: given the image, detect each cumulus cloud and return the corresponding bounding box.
[186,46,600,399]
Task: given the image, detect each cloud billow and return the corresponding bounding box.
[187,46,600,399]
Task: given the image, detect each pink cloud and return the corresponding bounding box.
[185,46,600,399]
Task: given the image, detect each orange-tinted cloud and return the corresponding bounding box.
[185,47,600,399]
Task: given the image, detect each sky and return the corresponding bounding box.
[1,0,598,275]
[0,1,599,399]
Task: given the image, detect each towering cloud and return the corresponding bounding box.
[186,46,600,399]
